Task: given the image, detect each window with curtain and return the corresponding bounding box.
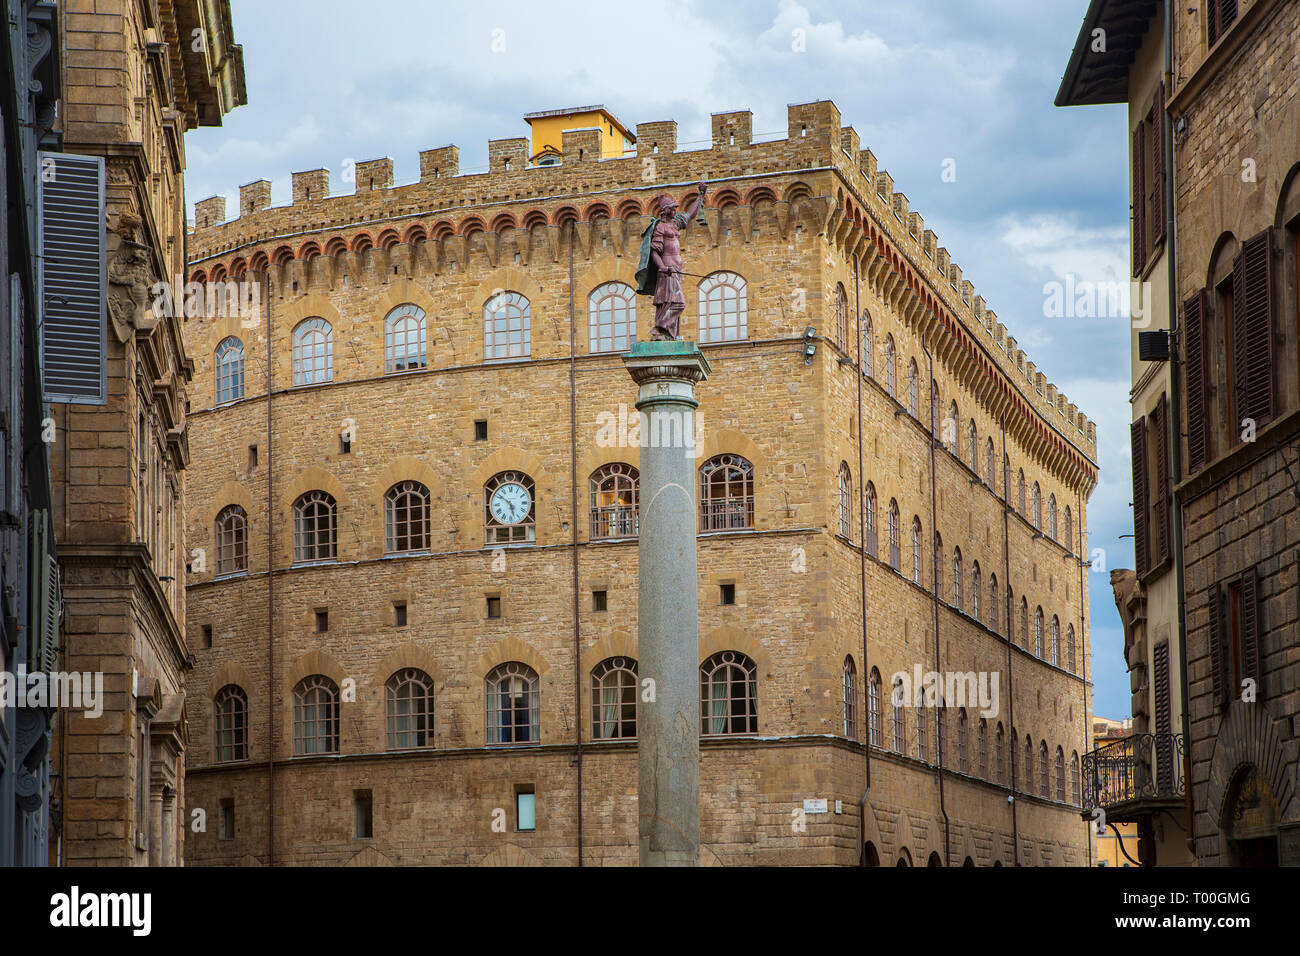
[591,657,638,740]
[700,651,757,735]
[385,669,434,749]
[485,662,540,744]
[293,675,339,755]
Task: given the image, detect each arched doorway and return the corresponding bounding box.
[862,841,881,866]
[927,851,943,867]
[896,847,913,867]
[962,856,975,867]
[1222,764,1280,866]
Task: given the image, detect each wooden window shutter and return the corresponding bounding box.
[1132,124,1146,276]
[1208,0,1219,44]
[1183,291,1210,473]
[1152,639,1173,787]
[1149,85,1165,246]
[1231,228,1275,432]
[1209,583,1228,708]
[1154,394,1171,564]
[38,152,107,405]
[1240,567,1262,692]
[1130,418,1150,577]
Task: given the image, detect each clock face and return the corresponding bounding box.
[490,482,531,524]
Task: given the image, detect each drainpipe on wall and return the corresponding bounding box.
[853,254,872,863]
[567,221,584,866]
[1162,0,1196,861]
[1077,485,1091,867]
[1000,416,1020,866]
[264,268,275,867]
[922,337,950,866]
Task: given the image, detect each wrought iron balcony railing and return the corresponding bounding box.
[1081,732,1184,814]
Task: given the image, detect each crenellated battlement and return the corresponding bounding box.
[187,98,1096,466]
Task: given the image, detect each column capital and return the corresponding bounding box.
[622,340,711,388]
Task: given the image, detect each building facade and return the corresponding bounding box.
[45,0,244,866]
[0,0,62,868]
[1059,0,1300,866]
[182,100,1098,866]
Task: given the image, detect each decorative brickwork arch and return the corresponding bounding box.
[206,661,255,703]
[698,624,769,679]
[369,644,443,752]
[282,650,348,756]
[472,637,550,682]
[1207,701,1296,839]
[577,443,642,491]
[469,447,548,501]
[368,456,442,516]
[466,269,545,363]
[580,630,637,678]
[479,844,537,866]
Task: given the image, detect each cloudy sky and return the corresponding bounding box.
[185,0,1136,719]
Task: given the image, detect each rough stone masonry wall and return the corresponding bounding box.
[181,100,1095,865]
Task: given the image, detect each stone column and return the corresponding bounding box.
[623,340,711,866]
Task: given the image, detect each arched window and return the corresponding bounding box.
[592,657,638,740]
[697,271,748,343]
[891,679,906,752]
[989,573,999,632]
[293,675,339,755]
[907,359,919,417]
[842,656,858,740]
[485,471,536,544]
[1034,607,1044,657]
[947,401,959,455]
[968,420,978,471]
[215,336,244,404]
[930,380,940,438]
[700,651,757,735]
[1024,735,1034,791]
[985,438,996,487]
[1046,494,1056,540]
[867,668,882,746]
[1064,506,1074,552]
[1020,598,1029,649]
[292,318,333,386]
[887,499,900,569]
[386,668,434,749]
[385,481,430,553]
[1040,741,1050,797]
[699,454,754,531]
[996,723,1006,784]
[214,685,248,762]
[933,531,943,596]
[972,562,982,622]
[1032,482,1042,529]
[884,334,897,397]
[957,709,969,773]
[589,281,637,353]
[1055,746,1066,801]
[1050,616,1060,666]
[484,291,531,361]
[486,662,540,744]
[862,313,874,378]
[293,491,336,563]
[384,303,427,373]
[911,516,922,584]
[837,462,852,538]
[834,284,848,350]
[952,548,963,608]
[1017,470,1026,514]
[1071,751,1081,804]
[916,705,929,762]
[590,463,639,539]
[215,504,247,575]
[1067,624,1077,674]
[863,482,877,556]
[977,718,988,778]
